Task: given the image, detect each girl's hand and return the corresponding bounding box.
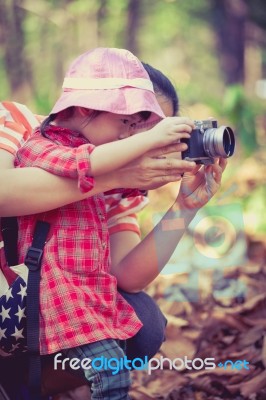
[110,143,196,190]
[176,157,227,211]
[149,117,195,149]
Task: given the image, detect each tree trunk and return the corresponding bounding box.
[97,0,107,44]
[209,0,248,85]
[0,0,33,99]
[125,0,141,55]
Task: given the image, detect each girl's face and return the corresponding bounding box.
[80,94,175,145]
[81,112,144,145]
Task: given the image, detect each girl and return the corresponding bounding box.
[13,47,195,399]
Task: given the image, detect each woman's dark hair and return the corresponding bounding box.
[40,114,56,136]
[142,62,179,116]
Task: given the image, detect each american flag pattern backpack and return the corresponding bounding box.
[0,217,50,357]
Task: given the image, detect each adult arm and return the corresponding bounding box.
[0,149,114,215]
[0,144,194,216]
[110,158,227,292]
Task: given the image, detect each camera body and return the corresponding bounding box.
[181,120,235,165]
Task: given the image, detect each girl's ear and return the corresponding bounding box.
[76,107,92,117]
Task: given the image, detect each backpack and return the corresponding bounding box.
[0,216,50,399]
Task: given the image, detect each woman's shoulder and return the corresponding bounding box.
[104,188,149,231]
[0,101,45,154]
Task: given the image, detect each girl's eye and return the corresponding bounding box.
[122,119,129,125]
[130,122,136,129]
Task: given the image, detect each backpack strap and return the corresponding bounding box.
[1,217,18,266]
[25,220,51,400]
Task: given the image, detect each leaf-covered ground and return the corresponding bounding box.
[130,234,266,400]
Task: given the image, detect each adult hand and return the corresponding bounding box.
[176,157,227,211]
[112,143,196,190]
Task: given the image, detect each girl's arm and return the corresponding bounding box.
[110,158,227,292]
[0,167,114,216]
[90,117,194,176]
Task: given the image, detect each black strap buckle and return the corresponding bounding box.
[25,246,43,271]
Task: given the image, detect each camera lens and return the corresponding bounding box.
[203,126,235,158]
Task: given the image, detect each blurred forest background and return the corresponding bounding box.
[1,0,266,399]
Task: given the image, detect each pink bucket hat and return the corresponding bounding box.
[50,48,165,123]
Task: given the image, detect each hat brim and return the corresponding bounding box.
[50,87,165,124]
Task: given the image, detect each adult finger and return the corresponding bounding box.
[213,157,227,170]
[151,158,196,172]
[212,158,227,181]
[152,143,188,159]
[183,164,202,177]
[219,157,227,172]
[205,165,220,198]
[161,174,183,183]
[211,164,223,184]
[145,174,183,189]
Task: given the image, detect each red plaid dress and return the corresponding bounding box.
[14,126,143,355]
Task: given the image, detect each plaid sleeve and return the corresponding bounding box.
[105,189,149,236]
[0,101,43,154]
[15,132,95,193]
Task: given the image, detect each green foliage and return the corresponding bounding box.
[0,58,10,99]
[139,0,223,102]
[223,85,258,156]
[243,186,266,233]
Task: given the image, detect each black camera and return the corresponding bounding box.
[181,120,235,165]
